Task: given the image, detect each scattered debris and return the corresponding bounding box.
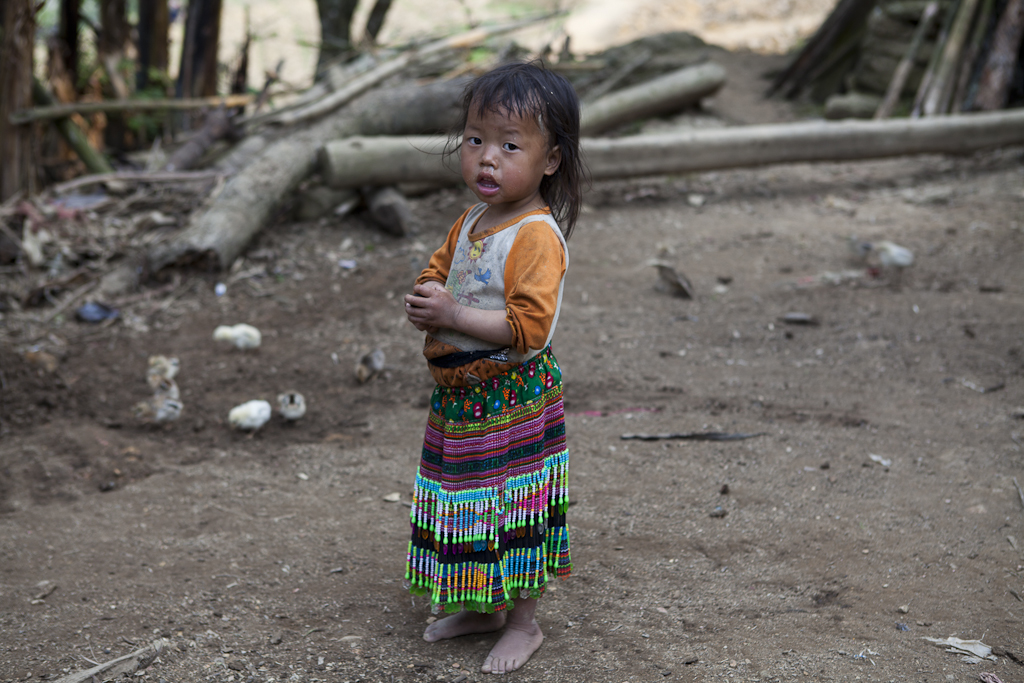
[383,492,401,503]
[896,622,910,631]
[922,636,997,662]
[75,301,119,323]
[228,400,272,431]
[898,604,910,614]
[709,506,727,518]
[1013,477,1024,511]
[652,263,695,299]
[1011,408,1024,420]
[24,349,59,373]
[277,392,307,421]
[719,484,730,495]
[356,348,386,383]
[30,580,58,604]
[979,673,1004,683]
[213,323,262,350]
[52,637,170,683]
[960,378,1005,394]
[621,431,766,441]
[781,312,820,326]
[869,454,892,467]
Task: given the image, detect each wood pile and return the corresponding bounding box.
[769,0,1024,118]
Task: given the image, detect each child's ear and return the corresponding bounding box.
[543,145,562,176]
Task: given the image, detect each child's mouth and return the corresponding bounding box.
[476,175,500,196]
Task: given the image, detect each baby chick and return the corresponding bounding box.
[277,392,306,421]
[150,376,180,400]
[355,348,385,384]
[147,354,179,382]
[874,240,914,268]
[228,399,272,431]
[134,395,183,424]
[213,324,262,350]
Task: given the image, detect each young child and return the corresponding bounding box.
[403,61,585,674]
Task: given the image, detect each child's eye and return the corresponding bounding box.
[503,143,519,151]
[466,137,482,146]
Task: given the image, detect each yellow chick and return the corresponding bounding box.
[355,348,385,384]
[277,392,306,421]
[150,377,180,400]
[213,324,262,350]
[133,396,183,423]
[228,399,272,431]
[147,355,179,382]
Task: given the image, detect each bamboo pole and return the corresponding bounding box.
[875,1,940,119]
[265,12,566,127]
[9,94,253,124]
[951,0,995,110]
[922,0,982,115]
[320,110,1024,188]
[912,0,959,117]
[31,79,114,174]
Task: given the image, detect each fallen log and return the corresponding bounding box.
[9,94,253,124]
[363,186,417,236]
[579,62,725,135]
[163,106,234,171]
[875,1,940,119]
[320,109,1024,187]
[147,78,468,272]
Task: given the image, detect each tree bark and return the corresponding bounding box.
[316,0,359,76]
[147,77,469,272]
[364,0,393,42]
[59,0,81,93]
[177,0,223,98]
[0,0,37,201]
[320,109,1024,188]
[921,0,982,115]
[579,62,726,135]
[99,0,129,57]
[972,0,1024,109]
[137,0,171,91]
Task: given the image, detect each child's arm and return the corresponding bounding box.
[405,284,513,345]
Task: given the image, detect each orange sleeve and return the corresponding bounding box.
[415,208,470,286]
[504,222,566,355]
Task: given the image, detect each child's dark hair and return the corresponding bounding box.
[446,61,587,239]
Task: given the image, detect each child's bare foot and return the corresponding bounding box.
[481,619,544,674]
[423,611,506,642]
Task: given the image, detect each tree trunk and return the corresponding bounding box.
[973,0,1024,109]
[363,0,393,43]
[137,0,171,91]
[99,0,129,56]
[316,0,359,76]
[147,77,469,272]
[319,110,1024,187]
[0,0,37,201]
[59,0,80,93]
[875,1,940,118]
[921,0,982,115]
[177,0,222,98]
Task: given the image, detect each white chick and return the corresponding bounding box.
[150,376,180,400]
[147,355,179,382]
[228,399,272,431]
[213,324,262,350]
[355,348,386,384]
[277,392,306,421]
[875,241,914,268]
[134,396,183,423]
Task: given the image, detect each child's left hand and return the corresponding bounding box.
[405,283,458,334]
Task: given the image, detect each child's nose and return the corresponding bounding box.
[480,144,499,167]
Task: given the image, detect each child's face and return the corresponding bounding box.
[460,104,562,219]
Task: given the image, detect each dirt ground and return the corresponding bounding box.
[3,47,1024,683]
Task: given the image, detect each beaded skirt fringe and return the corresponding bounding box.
[406,347,572,613]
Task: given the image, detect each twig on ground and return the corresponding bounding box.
[40,279,98,324]
[620,431,767,442]
[51,170,223,196]
[1013,477,1024,510]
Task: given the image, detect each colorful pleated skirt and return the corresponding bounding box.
[406,346,572,613]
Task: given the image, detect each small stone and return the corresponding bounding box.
[709,506,727,518]
[898,605,909,614]
[382,492,401,503]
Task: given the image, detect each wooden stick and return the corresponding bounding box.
[913,0,960,117]
[31,79,114,175]
[875,1,940,119]
[50,169,222,195]
[951,0,996,110]
[52,638,168,683]
[40,279,98,323]
[320,110,1024,187]
[922,0,982,115]
[582,48,653,103]
[10,94,253,124]
[266,11,566,127]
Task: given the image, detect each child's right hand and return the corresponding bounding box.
[405,281,450,333]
